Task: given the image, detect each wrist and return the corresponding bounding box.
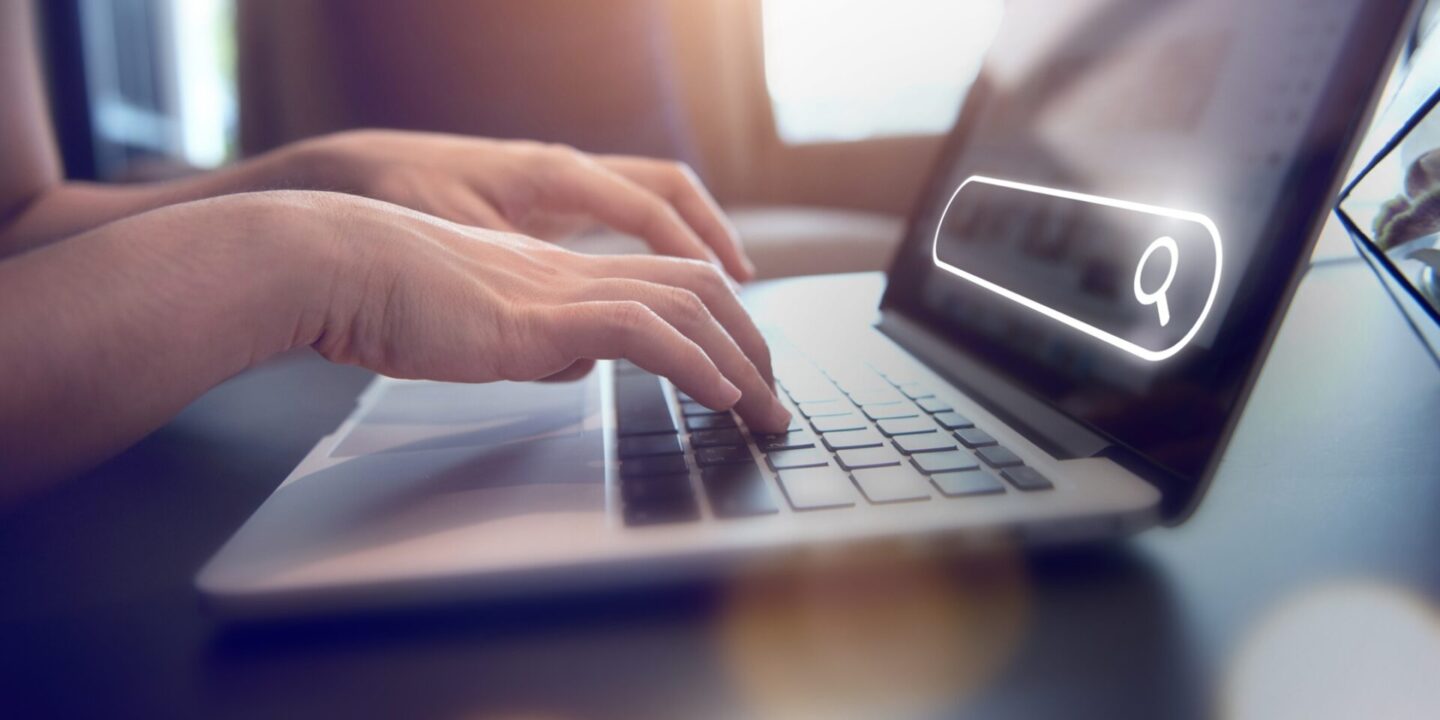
[206,191,349,354]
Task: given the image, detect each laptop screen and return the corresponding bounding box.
[882,0,1414,488]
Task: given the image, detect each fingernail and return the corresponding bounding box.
[769,396,792,426]
[719,379,743,408]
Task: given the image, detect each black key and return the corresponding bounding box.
[1002,466,1054,491]
[931,471,1006,498]
[623,493,700,526]
[680,401,725,417]
[619,473,693,503]
[893,433,956,454]
[851,468,931,504]
[620,454,690,478]
[695,445,752,467]
[910,450,980,474]
[836,446,903,470]
[692,428,745,448]
[615,372,677,436]
[876,417,936,436]
[822,428,884,451]
[955,427,997,448]
[917,397,953,414]
[618,434,684,458]
[977,445,1023,468]
[685,414,737,432]
[863,404,920,421]
[797,400,851,419]
[756,430,817,453]
[897,383,935,400]
[776,466,857,510]
[811,414,867,434]
[933,411,974,430]
[766,448,829,471]
[701,463,780,518]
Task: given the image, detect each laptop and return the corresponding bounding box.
[199,0,1417,618]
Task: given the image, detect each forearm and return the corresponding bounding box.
[0,191,338,499]
[0,149,300,257]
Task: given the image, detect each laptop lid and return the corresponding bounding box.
[879,0,1417,519]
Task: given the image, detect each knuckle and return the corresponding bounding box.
[663,288,709,329]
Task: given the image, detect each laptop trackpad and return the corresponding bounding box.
[212,379,609,583]
[331,378,597,458]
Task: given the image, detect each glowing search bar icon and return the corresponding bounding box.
[931,176,1223,362]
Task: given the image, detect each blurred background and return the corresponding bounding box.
[29,0,1015,276]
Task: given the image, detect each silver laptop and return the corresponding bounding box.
[199,0,1415,618]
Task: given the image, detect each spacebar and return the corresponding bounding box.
[614,366,677,436]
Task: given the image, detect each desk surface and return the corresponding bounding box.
[4,255,1440,719]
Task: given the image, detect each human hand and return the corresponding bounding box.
[281,130,756,281]
[302,193,789,432]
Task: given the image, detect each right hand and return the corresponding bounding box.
[305,193,793,433]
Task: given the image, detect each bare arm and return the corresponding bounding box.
[0,193,331,498]
[0,189,789,504]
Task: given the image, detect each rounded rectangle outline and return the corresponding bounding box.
[930,175,1224,362]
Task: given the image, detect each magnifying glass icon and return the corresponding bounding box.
[1134,236,1178,326]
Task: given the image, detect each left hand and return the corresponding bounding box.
[278,130,755,281]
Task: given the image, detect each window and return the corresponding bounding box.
[761,0,1004,144]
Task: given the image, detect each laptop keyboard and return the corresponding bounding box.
[612,351,1054,527]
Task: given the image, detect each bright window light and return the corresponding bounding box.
[762,0,1004,144]
[169,0,235,168]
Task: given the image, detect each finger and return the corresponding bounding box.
[533,148,725,270]
[600,156,755,281]
[574,278,789,432]
[538,358,596,383]
[582,254,775,387]
[548,301,742,411]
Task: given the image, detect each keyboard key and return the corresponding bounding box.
[766,448,830,471]
[851,468,931,504]
[917,397,953,414]
[955,427,997,448]
[615,371,677,436]
[932,411,974,430]
[931,471,1006,498]
[755,430,817,453]
[893,433,957,454]
[623,493,700,526]
[864,406,921,420]
[836,446,903,470]
[618,434,684,458]
[976,445,1023,468]
[620,454,689,478]
[877,417,936,436]
[784,384,842,403]
[695,445,752,467]
[680,401,725,417]
[897,383,935,400]
[777,466,857,510]
[863,404,920,421]
[701,463,780,518]
[797,400,852,418]
[685,414,737,432]
[811,414,868,434]
[691,428,745,448]
[620,473,693,503]
[846,387,905,405]
[1002,466,1054,491]
[910,450,980,474]
[822,428,884,451]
